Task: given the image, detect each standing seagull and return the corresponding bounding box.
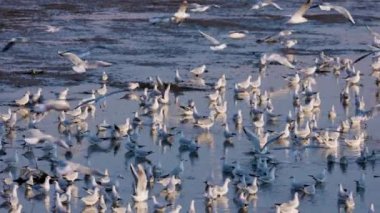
[288,0,313,24]
[199,30,227,51]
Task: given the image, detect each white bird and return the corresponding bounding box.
[207,90,220,102]
[102,71,108,81]
[294,121,311,138]
[15,91,30,106]
[45,25,61,33]
[309,168,327,184]
[338,184,349,201]
[228,30,248,39]
[172,0,189,23]
[288,0,313,24]
[251,76,261,88]
[58,51,111,73]
[318,3,355,24]
[252,0,283,10]
[214,101,227,114]
[190,3,219,12]
[159,84,171,104]
[328,105,337,120]
[237,75,252,89]
[57,88,69,100]
[190,64,207,76]
[199,30,227,51]
[345,133,365,148]
[0,108,12,122]
[283,73,300,84]
[261,53,295,69]
[208,178,231,197]
[243,127,280,153]
[188,200,196,213]
[96,84,107,96]
[81,187,100,206]
[214,74,226,89]
[175,69,183,83]
[345,192,355,209]
[126,82,140,91]
[345,70,361,84]
[194,111,215,131]
[277,192,300,210]
[31,88,42,103]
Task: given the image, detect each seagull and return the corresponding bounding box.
[199,30,227,51]
[228,30,248,39]
[172,1,189,24]
[309,168,327,184]
[288,0,313,24]
[81,187,100,206]
[101,71,108,81]
[190,64,207,76]
[58,51,112,73]
[15,91,30,106]
[261,53,295,69]
[276,192,299,212]
[45,25,61,33]
[190,3,220,12]
[2,37,28,52]
[243,127,281,154]
[237,75,252,89]
[175,69,184,83]
[317,3,355,24]
[251,0,283,10]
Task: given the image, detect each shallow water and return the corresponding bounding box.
[0,0,380,212]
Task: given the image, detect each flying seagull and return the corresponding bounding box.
[288,0,313,24]
[2,37,28,52]
[199,30,227,51]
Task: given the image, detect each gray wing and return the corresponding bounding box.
[330,5,355,24]
[59,51,84,65]
[199,30,221,45]
[243,127,261,151]
[292,0,313,18]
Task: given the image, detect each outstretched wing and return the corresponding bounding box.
[59,51,85,66]
[291,0,313,18]
[199,30,221,45]
[243,127,261,151]
[321,4,355,24]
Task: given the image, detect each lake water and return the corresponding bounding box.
[0,0,379,212]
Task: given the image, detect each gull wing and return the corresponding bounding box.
[130,164,147,192]
[243,127,261,151]
[2,41,15,52]
[320,3,355,24]
[290,0,313,19]
[262,133,282,150]
[366,26,380,38]
[199,30,221,45]
[266,0,283,10]
[177,1,188,14]
[267,53,295,69]
[59,51,85,66]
